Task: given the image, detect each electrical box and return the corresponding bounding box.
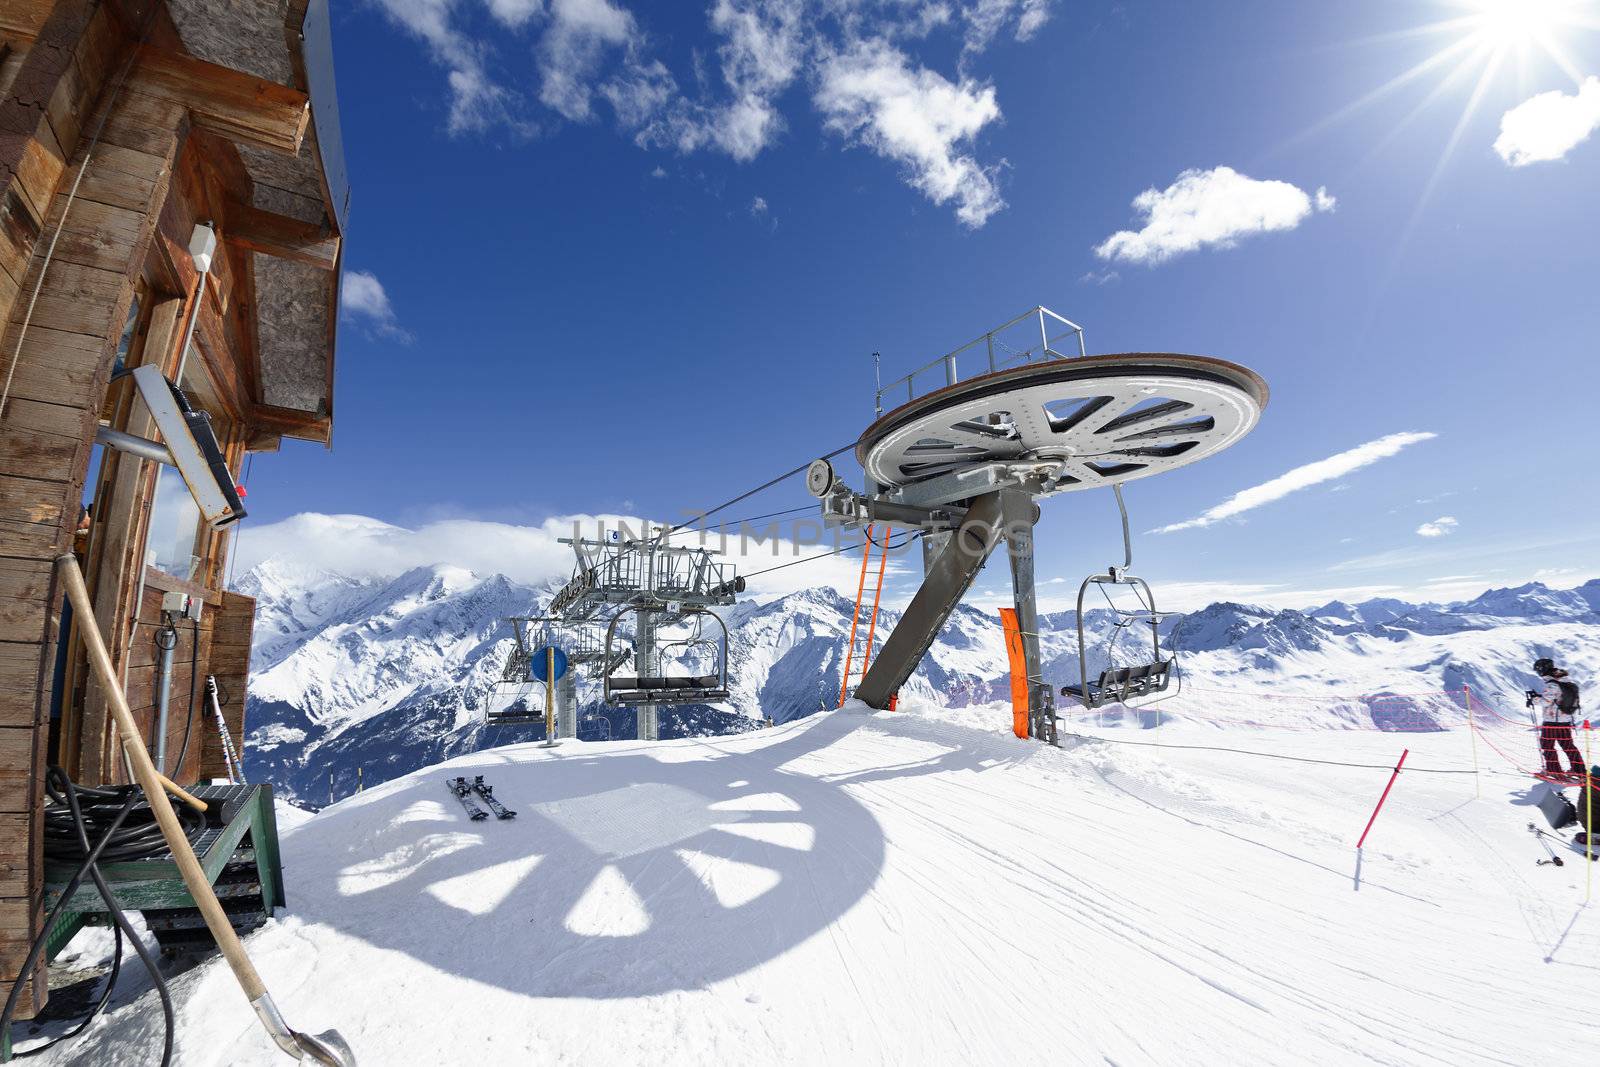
[161,590,203,622]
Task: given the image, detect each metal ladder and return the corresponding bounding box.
[837,524,892,708]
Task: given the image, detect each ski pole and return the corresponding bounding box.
[1528,823,1565,867]
[1357,748,1408,849]
[57,555,354,1066]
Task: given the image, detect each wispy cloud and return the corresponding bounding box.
[1415,516,1458,538]
[367,1,1032,227]
[1153,432,1437,534]
[341,270,413,342]
[814,39,1005,228]
[1095,166,1336,266]
[1494,76,1600,166]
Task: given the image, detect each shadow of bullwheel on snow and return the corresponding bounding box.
[280,709,1023,999]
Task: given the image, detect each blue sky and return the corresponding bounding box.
[238,0,1600,611]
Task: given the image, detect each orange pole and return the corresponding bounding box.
[838,524,875,708]
[860,524,891,677]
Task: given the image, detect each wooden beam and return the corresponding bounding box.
[249,401,328,444]
[223,197,337,270]
[132,45,309,155]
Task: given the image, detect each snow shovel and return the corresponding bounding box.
[57,555,355,1066]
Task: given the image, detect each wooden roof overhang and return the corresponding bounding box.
[153,0,347,446]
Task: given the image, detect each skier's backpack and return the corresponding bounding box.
[1555,679,1581,716]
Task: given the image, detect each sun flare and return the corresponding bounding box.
[1465,0,1584,53]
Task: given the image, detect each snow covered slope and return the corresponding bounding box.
[32,703,1597,1065]
[234,561,1600,804]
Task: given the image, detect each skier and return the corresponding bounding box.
[1530,657,1584,779]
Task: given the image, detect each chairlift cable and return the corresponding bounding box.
[741,532,923,580]
[656,442,858,541]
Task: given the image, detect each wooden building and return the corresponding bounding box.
[0,0,346,1016]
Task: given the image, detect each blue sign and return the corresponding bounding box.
[531,645,569,683]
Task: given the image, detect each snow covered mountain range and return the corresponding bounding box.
[234,558,1600,805]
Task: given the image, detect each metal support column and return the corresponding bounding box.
[855,491,1006,709]
[557,672,577,739]
[999,489,1052,743]
[921,530,951,576]
[636,610,658,741]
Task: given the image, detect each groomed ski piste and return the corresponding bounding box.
[28,700,1599,1065]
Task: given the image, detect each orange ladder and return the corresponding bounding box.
[838,524,891,708]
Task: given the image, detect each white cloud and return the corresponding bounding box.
[341,270,412,342]
[369,0,515,133]
[484,0,542,28]
[815,40,1005,227]
[233,511,888,603]
[1313,186,1336,212]
[1494,76,1600,166]
[368,0,1041,224]
[1094,166,1335,266]
[750,195,768,215]
[608,0,802,163]
[1416,516,1458,538]
[538,0,639,122]
[961,0,1052,54]
[650,165,667,178]
[1153,431,1437,534]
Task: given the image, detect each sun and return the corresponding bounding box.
[1463,0,1585,56]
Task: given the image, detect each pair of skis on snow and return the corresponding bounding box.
[447,775,516,822]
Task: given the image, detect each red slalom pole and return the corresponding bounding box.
[1357,748,1409,849]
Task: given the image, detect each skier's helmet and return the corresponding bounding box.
[1534,657,1557,677]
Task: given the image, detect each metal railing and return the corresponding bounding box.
[875,306,1086,415]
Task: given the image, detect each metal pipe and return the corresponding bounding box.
[173,272,207,383]
[95,424,173,466]
[1113,483,1132,570]
[153,619,177,773]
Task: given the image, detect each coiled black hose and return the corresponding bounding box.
[0,768,174,1064]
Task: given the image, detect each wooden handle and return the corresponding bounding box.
[57,554,267,1001]
[159,773,208,813]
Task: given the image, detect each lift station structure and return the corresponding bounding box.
[546,536,744,740]
[810,306,1268,743]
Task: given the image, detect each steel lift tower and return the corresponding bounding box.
[549,535,743,741]
[809,307,1268,743]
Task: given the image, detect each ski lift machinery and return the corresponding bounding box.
[546,535,743,740]
[807,306,1268,744]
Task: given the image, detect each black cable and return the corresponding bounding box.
[1,770,173,1065]
[658,441,858,539]
[1056,729,1479,774]
[741,531,923,580]
[171,619,200,776]
[42,777,202,865]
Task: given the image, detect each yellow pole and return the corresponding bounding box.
[546,646,556,742]
[1464,685,1481,799]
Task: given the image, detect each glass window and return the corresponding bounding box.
[146,465,202,580]
[142,346,229,583]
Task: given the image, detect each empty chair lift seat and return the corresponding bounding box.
[1061,659,1173,708]
[607,675,729,704]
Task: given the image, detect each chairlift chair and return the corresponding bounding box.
[1058,486,1181,711]
[484,617,558,725]
[604,606,731,705]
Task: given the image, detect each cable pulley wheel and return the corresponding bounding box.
[857,353,1268,498]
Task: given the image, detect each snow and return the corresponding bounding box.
[30,702,1598,1065]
